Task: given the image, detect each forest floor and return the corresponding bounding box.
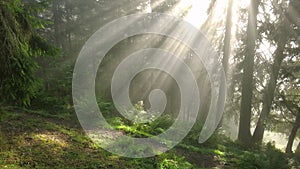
[0,108,221,169]
[0,107,299,169]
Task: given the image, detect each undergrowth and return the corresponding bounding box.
[0,100,299,169]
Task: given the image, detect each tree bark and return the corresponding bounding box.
[222,0,233,75]
[66,1,72,51]
[238,0,259,145]
[52,0,61,47]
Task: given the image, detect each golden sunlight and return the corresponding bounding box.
[175,0,210,28]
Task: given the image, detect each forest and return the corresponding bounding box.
[0,0,299,168]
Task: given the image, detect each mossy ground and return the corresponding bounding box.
[0,107,298,169]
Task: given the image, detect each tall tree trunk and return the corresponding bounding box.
[237,0,259,145]
[220,0,233,129]
[222,0,233,75]
[65,0,72,52]
[252,34,288,143]
[52,0,61,47]
[286,112,300,154]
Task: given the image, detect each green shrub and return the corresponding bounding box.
[105,101,175,136]
[31,63,73,116]
[264,142,289,169]
[136,114,174,135]
[97,98,114,114]
[236,152,268,169]
[233,142,289,169]
[182,122,222,148]
[157,153,193,169]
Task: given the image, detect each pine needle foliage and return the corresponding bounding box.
[0,0,57,106]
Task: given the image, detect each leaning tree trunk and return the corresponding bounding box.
[286,111,300,154]
[252,35,288,143]
[237,0,259,146]
[252,0,293,144]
